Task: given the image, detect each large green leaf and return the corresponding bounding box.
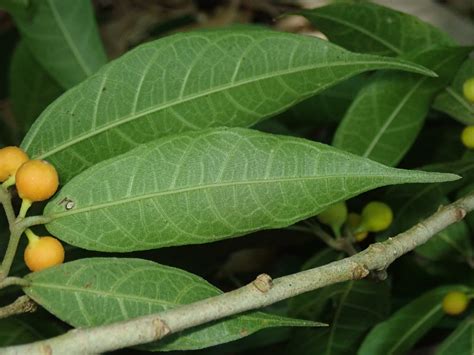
[0,311,65,346]
[416,217,472,262]
[383,159,474,237]
[0,318,41,346]
[332,46,471,166]
[433,58,474,124]
[436,317,474,355]
[289,280,390,355]
[23,258,321,351]
[43,128,459,252]
[300,2,454,56]
[12,0,107,88]
[278,74,367,127]
[0,0,28,14]
[289,248,344,319]
[21,27,436,182]
[9,41,63,132]
[358,286,470,355]
[299,2,468,131]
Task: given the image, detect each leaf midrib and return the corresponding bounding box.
[305,11,401,55]
[28,282,313,329]
[47,0,92,78]
[326,281,353,355]
[28,59,421,159]
[444,87,474,114]
[362,52,460,160]
[362,79,423,159]
[436,230,469,257]
[437,319,474,353]
[28,282,192,308]
[388,304,441,355]
[47,173,418,219]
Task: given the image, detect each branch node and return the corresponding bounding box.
[455,208,467,221]
[252,273,273,293]
[0,295,37,319]
[152,318,171,340]
[366,242,385,254]
[23,300,37,314]
[351,264,369,279]
[40,344,52,355]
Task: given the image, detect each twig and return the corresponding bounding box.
[0,230,22,281]
[0,277,29,289]
[2,193,474,355]
[0,295,36,320]
[0,187,15,227]
[16,215,53,230]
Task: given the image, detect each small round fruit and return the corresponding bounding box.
[0,146,29,182]
[317,201,348,230]
[360,201,393,233]
[15,160,59,201]
[347,212,369,242]
[442,291,470,316]
[24,236,65,272]
[461,126,474,149]
[463,77,474,103]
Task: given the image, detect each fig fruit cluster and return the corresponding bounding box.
[0,146,64,272]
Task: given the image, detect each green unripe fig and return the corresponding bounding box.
[463,77,474,103]
[461,126,474,149]
[317,201,348,236]
[359,201,393,233]
[442,291,470,316]
[347,212,369,242]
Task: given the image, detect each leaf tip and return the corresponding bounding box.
[441,173,462,182]
[425,172,461,183]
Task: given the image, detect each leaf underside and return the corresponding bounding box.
[44,128,458,252]
[21,27,435,182]
[24,258,321,351]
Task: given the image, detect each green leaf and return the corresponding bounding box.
[333,46,471,166]
[0,311,65,346]
[0,318,41,346]
[12,0,107,88]
[43,128,459,252]
[289,280,390,355]
[289,248,344,319]
[416,217,472,261]
[9,41,63,132]
[436,317,474,355]
[433,58,474,124]
[21,27,437,182]
[24,257,321,351]
[278,74,367,127]
[300,2,454,56]
[383,159,474,237]
[358,285,470,355]
[0,0,28,14]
